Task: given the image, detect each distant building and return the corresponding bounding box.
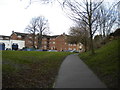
[0,35,25,50]
[0,35,10,40]
[10,31,35,48]
[1,31,84,52]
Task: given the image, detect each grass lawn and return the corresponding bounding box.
[2,51,72,88]
[79,39,119,88]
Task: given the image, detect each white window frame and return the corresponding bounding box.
[29,36,32,39]
[44,41,47,44]
[53,42,55,44]
[18,35,21,38]
[68,48,72,50]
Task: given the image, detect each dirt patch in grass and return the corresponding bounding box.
[2,51,71,88]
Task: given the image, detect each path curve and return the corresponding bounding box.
[54,54,107,88]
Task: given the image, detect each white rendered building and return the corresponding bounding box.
[0,35,25,50]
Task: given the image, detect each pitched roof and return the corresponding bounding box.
[42,35,59,38]
[11,31,68,39]
[13,32,29,36]
[0,35,10,37]
[0,35,10,40]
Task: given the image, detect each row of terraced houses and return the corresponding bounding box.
[0,31,84,52]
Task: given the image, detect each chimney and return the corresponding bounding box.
[12,30,14,34]
[63,32,66,35]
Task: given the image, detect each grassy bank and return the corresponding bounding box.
[2,51,71,88]
[79,39,119,88]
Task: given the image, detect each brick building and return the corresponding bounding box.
[10,31,84,52]
[11,31,38,48]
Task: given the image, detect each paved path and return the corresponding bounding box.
[54,54,107,88]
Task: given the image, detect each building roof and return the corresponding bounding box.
[0,35,10,40]
[11,31,69,39]
[0,35,10,37]
[12,31,29,36]
[42,35,59,38]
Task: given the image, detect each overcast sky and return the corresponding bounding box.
[0,0,117,36]
[0,0,75,36]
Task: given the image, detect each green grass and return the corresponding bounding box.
[79,39,119,88]
[2,51,72,88]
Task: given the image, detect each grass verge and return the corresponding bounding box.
[2,51,71,88]
[79,39,119,88]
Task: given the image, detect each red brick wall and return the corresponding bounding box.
[10,32,82,51]
[10,33,24,40]
[55,35,67,51]
[11,33,38,48]
[55,34,79,51]
[41,37,48,50]
[25,35,38,48]
[49,37,56,50]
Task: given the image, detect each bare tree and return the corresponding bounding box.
[21,0,54,8]
[25,16,49,49]
[117,1,120,28]
[25,17,38,48]
[98,3,118,38]
[62,0,103,54]
[36,16,49,49]
[68,25,89,52]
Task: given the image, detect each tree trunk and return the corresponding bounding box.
[32,32,35,48]
[89,0,95,55]
[89,25,95,54]
[90,36,95,54]
[38,32,42,49]
[84,37,87,52]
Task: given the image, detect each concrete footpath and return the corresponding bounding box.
[54,54,107,88]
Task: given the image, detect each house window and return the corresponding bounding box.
[5,37,9,39]
[35,45,37,48]
[44,41,47,44]
[53,46,55,49]
[74,48,76,50]
[29,36,32,39]
[18,35,21,38]
[74,44,76,46]
[53,42,55,44]
[28,40,32,43]
[44,46,47,48]
[43,38,47,40]
[68,48,72,50]
[79,46,82,49]
[51,47,53,50]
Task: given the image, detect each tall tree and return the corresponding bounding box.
[98,3,118,38]
[36,16,49,49]
[62,0,103,54]
[25,17,38,48]
[21,0,53,8]
[117,1,120,28]
[25,16,49,49]
[68,25,89,52]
